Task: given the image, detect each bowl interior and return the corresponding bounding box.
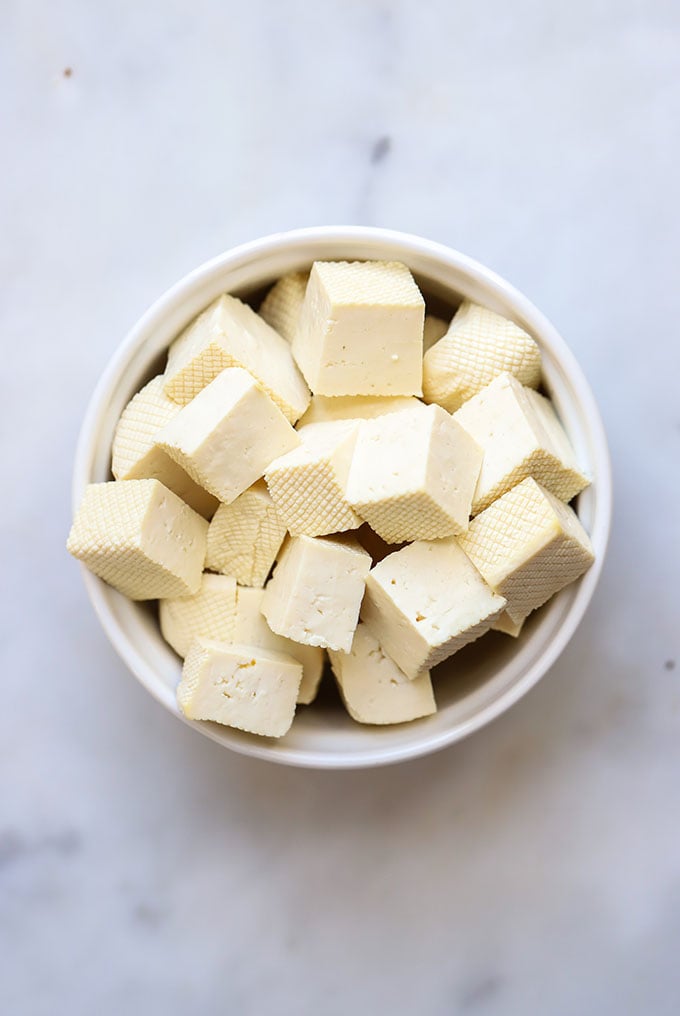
[75,228,610,768]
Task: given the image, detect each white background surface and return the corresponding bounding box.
[2,2,679,1013]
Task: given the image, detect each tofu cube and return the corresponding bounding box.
[236,587,325,705]
[454,373,590,514]
[67,479,208,600]
[423,300,542,412]
[159,573,237,657]
[163,294,310,422]
[491,611,526,637]
[157,367,300,504]
[177,638,302,738]
[292,261,425,396]
[111,376,218,519]
[361,539,506,679]
[265,420,362,537]
[328,624,436,725]
[259,271,309,343]
[458,477,595,624]
[262,535,371,652]
[346,404,483,543]
[422,314,449,353]
[297,394,421,427]
[205,481,287,587]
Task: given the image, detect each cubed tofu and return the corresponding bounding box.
[163,294,310,422]
[453,373,590,514]
[423,300,542,412]
[346,404,483,543]
[328,624,436,725]
[67,479,207,600]
[262,535,371,652]
[111,376,218,519]
[259,271,309,343]
[159,572,237,657]
[235,587,324,705]
[360,539,506,679]
[205,481,287,587]
[457,477,594,624]
[422,314,449,353]
[157,367,300,504]
[297,394,421,427]
[292,261,425,396]
[265,420,362,536]
[491,611,526,637]
[177,638,302,738]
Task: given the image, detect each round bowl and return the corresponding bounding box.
[72,226,612,769]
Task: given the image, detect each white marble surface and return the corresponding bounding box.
[2,1,680,1012]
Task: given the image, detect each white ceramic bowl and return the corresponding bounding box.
[73,227,611,769]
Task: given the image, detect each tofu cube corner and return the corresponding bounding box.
[206,480,287,587]
[67,479,208,600]
[160,572,237,658]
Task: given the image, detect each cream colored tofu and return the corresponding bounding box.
[262,535,371,652]
[491,611,526,637]
[160,572,237,657]
[236,587,324,705]
[297,394,421,427]
[345,404,483,543]
[453,373,590,514]
[422,314,449,353]
[205,481,287,587]
[458,476,594,624]
[328,624,436,725]
[360,539,506,679]
[177,638,302,738]
[67,479,208,600]
[157,367,300,504]
[292,261,425,396]
[265,420,362,537]
[111,376,218,519]
[259,271,309,343]
[423,300,542,412]
[163,293,310,422]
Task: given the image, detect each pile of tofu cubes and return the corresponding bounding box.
[68,260,594,737]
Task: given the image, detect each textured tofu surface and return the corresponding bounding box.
[361,539,506,679]
[205,481,286,587]
[297,393,420,427]
[329,624,436,725]
[422,314,449,353]
[157,367,300,504]
[259,271,309,343]
[67,479,208,600]
[111,376,218,518]
[423,300,542,412]
[235,587,324,705]
[262,535,371,652]
[458,477,594,623]
[177,638,302,737]
[163,294,310,422]
[265,420,362,536]
[160,572,237,657]
[292,261,425,396]
[346,404,483,543]
[454,373,590,514]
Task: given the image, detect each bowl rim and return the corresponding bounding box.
[73,225,612,769]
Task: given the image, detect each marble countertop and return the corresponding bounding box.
[2,1,679,1013]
